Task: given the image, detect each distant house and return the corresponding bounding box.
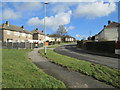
[47,34,62,42]
[97,21,120,41]
[94,34,99,41]
[31,28,45,43]
[0,21,33,42]
[63,35,76,42]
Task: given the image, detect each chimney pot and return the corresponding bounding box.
[104,25,106,28]
[21,25,24,28]
[108,20,111,24]
[36,28,38,30]
[6,21,9,26]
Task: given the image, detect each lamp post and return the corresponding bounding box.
[44,2,48,55]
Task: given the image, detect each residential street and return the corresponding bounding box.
[54,44,119,69]
[28,48,113,88]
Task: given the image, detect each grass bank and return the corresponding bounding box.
[39,49,120,88]
[47,42,76,48]
[2,49,66,88]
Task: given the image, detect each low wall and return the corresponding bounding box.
[77,41,116,53]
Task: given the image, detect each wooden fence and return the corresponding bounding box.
[2,42,34,49]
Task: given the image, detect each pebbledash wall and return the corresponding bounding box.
[2,29,33,42]
[98,27,118,41]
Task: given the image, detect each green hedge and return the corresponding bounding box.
[77,41,116,53]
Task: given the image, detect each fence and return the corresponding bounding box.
[77,41,116,53]
[2,42,34,49]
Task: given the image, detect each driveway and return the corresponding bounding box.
[54,44,119,69]
[28,48,113,88]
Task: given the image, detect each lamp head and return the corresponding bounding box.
[44,2,48,4]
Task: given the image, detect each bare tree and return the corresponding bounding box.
[56,25,67,36]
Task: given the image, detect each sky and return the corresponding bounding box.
[0,0,119,40]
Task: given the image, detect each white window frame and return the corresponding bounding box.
[22,33,26,37]
[14,32,20,36]
[7,31,11,35]
[28,34,31,38]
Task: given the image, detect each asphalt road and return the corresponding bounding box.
[54,44,119,69]
[28,48,113,88]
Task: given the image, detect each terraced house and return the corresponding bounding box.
[0,21,33,42]
[47,34,62,42]
[31,28,45,43]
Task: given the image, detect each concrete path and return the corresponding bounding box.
[28,48,113,88]
[54,44,119,69]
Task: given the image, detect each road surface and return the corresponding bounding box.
[54,44,119,69]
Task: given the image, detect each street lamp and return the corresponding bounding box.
[44,2,48,55]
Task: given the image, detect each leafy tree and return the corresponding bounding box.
[56,25,67,36]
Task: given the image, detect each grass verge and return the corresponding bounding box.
[47,42,76,48]
[2,49,66,88]
[39,49,120,88]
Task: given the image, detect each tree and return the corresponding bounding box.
[56,25,67,36]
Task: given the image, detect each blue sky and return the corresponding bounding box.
[1,1,119,40]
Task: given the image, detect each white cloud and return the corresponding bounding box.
[51,3,75,14]
[27,10,72,31]
[75,34,86,38]
[74,1,116,19]
[76,34,81,38]
[2,2,42,20]
[2,8,20,20]
[67,26,75,30]
[15,2,42,11]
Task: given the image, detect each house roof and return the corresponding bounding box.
[48,34,61,37]
[1,23,32,34]
[104,22,120,29]
[98,21,120,35]
[65,35,73,38]
[31,28,44,35]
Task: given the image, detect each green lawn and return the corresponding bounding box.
[0,49,2,89]
[2,49,66,88]
[39,49,120,88]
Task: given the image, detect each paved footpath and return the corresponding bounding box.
[28,48,113,88]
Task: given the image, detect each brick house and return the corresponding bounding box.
[0,21,33,42]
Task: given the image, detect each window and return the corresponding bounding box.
[28,34,31,38]
[14,32,20,36]
[22,33,26,37]
[7,31,11,35]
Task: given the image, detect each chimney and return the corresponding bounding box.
[104,25,106,28]
[21,25,24,30]
[6,21,9,26]
[108,20,111,24]
[21,25,24,28]
[36,28,38,30]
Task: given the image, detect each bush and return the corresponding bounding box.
[80,41,116,53]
